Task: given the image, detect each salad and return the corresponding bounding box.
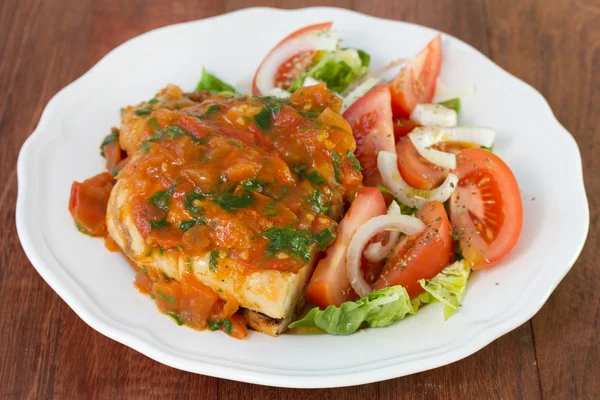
[68,22,523,339]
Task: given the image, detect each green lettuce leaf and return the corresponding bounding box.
[417,260,471,319]
[438,97,461,113]
[288,285,415,335]
[289,48,370,93]
[195,68,237,94]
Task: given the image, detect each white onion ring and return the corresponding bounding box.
[364,201,401,262]
[410,104,457,127]
[341,77,382,112]
[408,126,496,169]
[254,30,339,97]
[378,151,459,208]
[347,214,426,297]
[302,76,321,87]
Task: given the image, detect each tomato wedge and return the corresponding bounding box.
[449,148,523,269]
[389,35,442,118]
[396,136,448,190]
[342,85,395,186]
[373,201,453,297]
[393,117,418,141]
[252,22,336,95]
[68,172,114,237]
[306,187,387,308]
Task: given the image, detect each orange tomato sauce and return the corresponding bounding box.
[68,84,361,338]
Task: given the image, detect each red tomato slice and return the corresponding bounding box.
[252,22,333,95]
[68,172,114,237]
[449,148,523,269]
[342,85,395,184]
[396,136,448,190]
[373,201,453,297]
[389,35,442,118]
[306,187,387,308]
[393,117,419,141]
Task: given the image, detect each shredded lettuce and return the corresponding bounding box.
[417,260,471,320]
[289,48,370,93]
[289,285,415,335]
[195,68,237,94]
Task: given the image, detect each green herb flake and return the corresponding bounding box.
[144,249,153,257]
[241,178,269,193]
[147,183,176,212]
[253,107,272,131]
[293,164,325,185]
[307,189,329,215]
[184,189,207,215]
[138,268,148,275]
[166,311,184,326]
[186,258,192,272]
[195,68,237,93]
[258,225,315,262]
[179,220,196,231]
[346,149,363,171]
[212,191,254,212]
[176,244,183,252]
[111,168,120,178]
[314,228,335,249]
[159,247,165,256]
[205,104,221,114]
[208,319,232,334]
[331,151,343,183]
[227,140,243,149]
[209,250,220,272]
[149,219,170,229]
[75,222,92,236]
[264,201,278,216]
[298,110,320,119]
[156,290,176,305]
[135,109,152,116]
[100,129,119,148]
[140,141,152,153]
[148,98,159,104]
[120,107,125,116]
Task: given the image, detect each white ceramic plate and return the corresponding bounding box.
[16,7,589,388]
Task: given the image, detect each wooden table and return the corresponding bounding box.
[1,0,597,398]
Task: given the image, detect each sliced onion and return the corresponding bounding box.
[263,87,291,98]
[408,126,496,169]
[341,77,382,112]
[364,201,401,262]
[410,104,457,127]
[378,151,459,208]
[302,76,321,87]
[347,214,426,297]
[253,30,339,97]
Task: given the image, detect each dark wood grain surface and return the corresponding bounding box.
[1,0,597,398]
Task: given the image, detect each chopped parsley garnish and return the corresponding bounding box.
[241,178,269,193]
[208,319,232,334]
[264,201,278,216]
[148,98,159,104]
[147,183,176,212]
[212,191,254,212]
[346,149,363,171]
[166,312,184,326]
[258,225,335,262]
[186,258,192,272]
[140,141,152,153]
[209,250,219,272]
[149,219,169,229]
[138,268,148,275]
[159,247,164,256]
[144,249,153,257]
[120,107,125,116]
[298,110,320,119]
[75,222,92,236]
[140,118,203,151]
[253,107,272,131]
[179,220,196,231]
[135,109,152,116]
[399,203,418,215]
[111,168,120,177]
[293,164,325,185]
[205,104,221,114]
[227,140,243,149]
[184,189,207,215]
[307,189,329,214]
[156,290,176,305]
[438,98,461,113]
[331,151,343,183]
[100,129,119,148]
[314,228,335,249]
[195,68,236,93]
